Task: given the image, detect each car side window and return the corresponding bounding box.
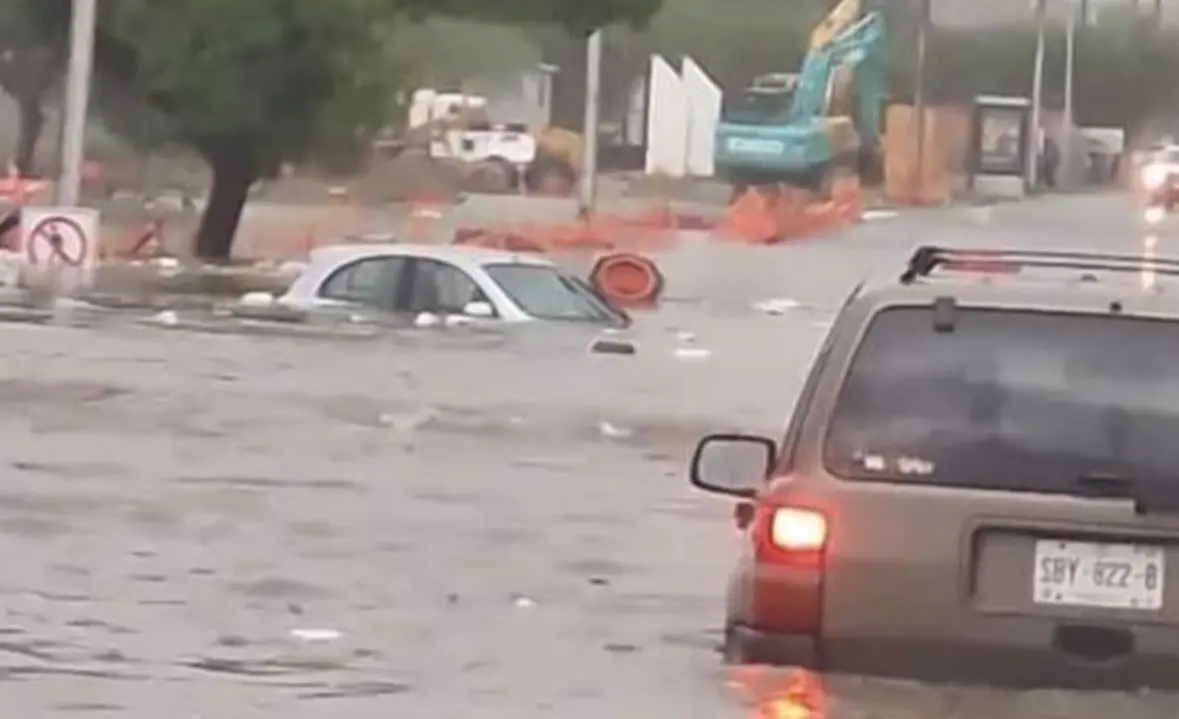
[409,259,486,314]
[776,342,835,474]
[776,289,861,474]
[318,256,405,308]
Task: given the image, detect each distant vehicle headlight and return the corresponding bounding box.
[1143,164,1169,190]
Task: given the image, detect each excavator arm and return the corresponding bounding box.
[788,11,885,127]
[809,0,862,51]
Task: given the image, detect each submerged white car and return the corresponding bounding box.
[278,243,629,327]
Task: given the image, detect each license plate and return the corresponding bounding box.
[1033,539,1165,610]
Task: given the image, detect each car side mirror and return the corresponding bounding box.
[689,433,775,498]
[463,300,494,318]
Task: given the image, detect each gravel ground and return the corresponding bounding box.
[3,192,1177,718]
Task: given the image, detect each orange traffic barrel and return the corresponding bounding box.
[588,251,664,307]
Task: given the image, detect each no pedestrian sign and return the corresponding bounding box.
[17,206,101,290]
[28,215,88,266]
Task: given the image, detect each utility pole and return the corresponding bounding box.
[1027,0,1046,190]
[912,0,931,201]
[578,29,602,219]
[56,0,98,206]
[1061,1,1077,185]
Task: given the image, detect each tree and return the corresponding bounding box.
[0,0,65,174]
[24,0,662,260]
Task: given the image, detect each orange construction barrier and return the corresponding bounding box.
[128,218,164,257]
[830,174,862,224]
[452,227,546,253]
[451,202,680,256]
[717,188,780,244]
[717,181,863,244]
[588,251,664,307]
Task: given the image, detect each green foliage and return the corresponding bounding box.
[889,21,1179,132]
[0,0,64,99]
[89,0,395,172]
[617,0,828,90]
[388,19,541,89]
[414,0,663,34]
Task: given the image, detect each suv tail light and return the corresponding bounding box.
[769,507,827,552]
[755,505,828,566]
[750,503,827,635]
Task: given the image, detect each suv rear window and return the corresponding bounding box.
[824,306,1179,492]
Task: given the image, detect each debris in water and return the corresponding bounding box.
[152,310,179,326]
[598,421,632,439]
[378,409,435,432]
[673,347,711,361]
[152,256,181,272]
[590,338,636,355]
[289,628,342,642]
[512,594,536,609]
[753,298,801,315]
[239,291,274,307]
[414,312,441,328]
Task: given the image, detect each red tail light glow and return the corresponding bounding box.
[751,504,828,634]
[768,507,828,552]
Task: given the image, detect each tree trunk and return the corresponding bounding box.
[14,99,43,176]
[194,146,258,261]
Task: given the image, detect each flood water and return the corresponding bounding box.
[4,199,1179,717]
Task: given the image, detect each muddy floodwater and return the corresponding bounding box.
[4,198,1179,717]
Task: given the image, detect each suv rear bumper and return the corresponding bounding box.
[729,623,820,667]
[729,624,1179,692]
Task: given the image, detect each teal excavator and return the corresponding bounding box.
[713,0,885,197]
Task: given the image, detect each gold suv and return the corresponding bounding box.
[690,246,1179,689]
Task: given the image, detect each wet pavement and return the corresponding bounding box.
[2,192,1175,717]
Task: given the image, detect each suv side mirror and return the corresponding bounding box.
[689,433,775,498]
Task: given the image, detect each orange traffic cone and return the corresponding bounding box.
[589,252,664,307]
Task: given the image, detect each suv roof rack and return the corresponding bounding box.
[899,245,1179,284]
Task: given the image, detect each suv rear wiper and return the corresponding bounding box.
[1076,472,1179,514]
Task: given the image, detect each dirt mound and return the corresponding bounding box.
[250,151,467,205]
[352,152,465,204]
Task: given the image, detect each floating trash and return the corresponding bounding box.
[289,628,342,642]
[590,338,637,355]
[753,298,802,315]
[674,347,711,361]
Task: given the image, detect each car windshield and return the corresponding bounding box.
[484,263,620,323]
[824,307,1179,492]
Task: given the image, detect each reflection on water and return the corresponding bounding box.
[729,666,827,719]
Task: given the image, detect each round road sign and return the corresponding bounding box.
[27,215,88,267]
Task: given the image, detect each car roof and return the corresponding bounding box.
[854,246,1179,316]
[309,242,556,270]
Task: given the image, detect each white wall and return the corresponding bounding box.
[643,54,721,178]
[644,55,687,177]
[682,56,722,177]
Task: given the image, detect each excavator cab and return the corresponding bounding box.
[722,74,798,126]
